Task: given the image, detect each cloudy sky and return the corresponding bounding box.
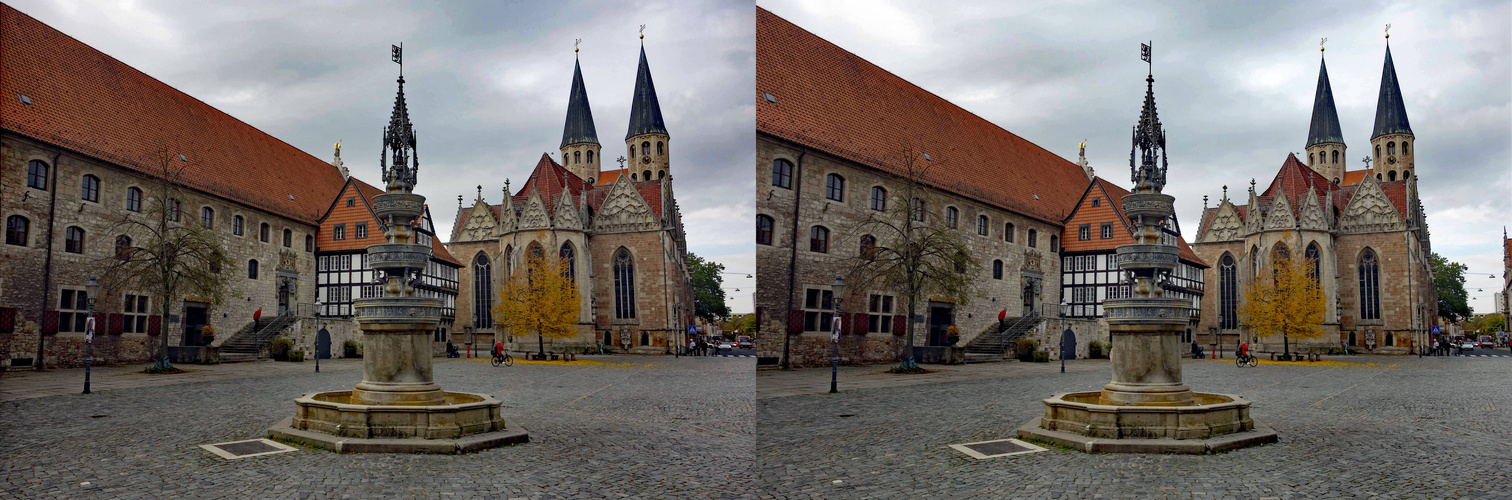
[760,0,1511,313]
[10,0,756,312]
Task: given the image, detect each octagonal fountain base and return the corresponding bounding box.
[1015,391,1276,454]
[267,391,528,454]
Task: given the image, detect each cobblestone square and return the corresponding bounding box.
[1,356,755,499]
[757,356,1512,499]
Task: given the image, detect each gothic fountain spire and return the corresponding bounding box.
[1129,42,1167,192]
[382,44,419,193]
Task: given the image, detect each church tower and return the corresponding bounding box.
[1370,35,1415,183]
[1305,48,1346,184]
[560,50,602,184]
[625,35,669,183]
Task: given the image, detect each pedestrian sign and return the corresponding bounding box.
[688,325,697,335]
[1432,325,1440,334]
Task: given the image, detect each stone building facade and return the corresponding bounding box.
[446,45,693,354]
[755,8,1112,368]
[1192,44,1437,355]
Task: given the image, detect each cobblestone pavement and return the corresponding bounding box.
[1,355,755,499]
[757,356,1512,499]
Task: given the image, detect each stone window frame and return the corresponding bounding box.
[911,198,926,222]
[5,215,29,247]
[259,222,270,243]
[1358,247,1382,321]
[126,187,143,212]
[1219,253,1238,330]
[1050,235,1059,253]
[945,206,959,229]
[859,234,877,261]
[870,186,887,211]
[232,215,244,236]
[64,226,85,254]
[977,214,989,236]
[612,247,637,320]
[560,242,576,280]
[167,199,181,222]
[114,235,132,260]
[1078,224,1090,241]
[57,287,91,333]
[28,160,50,190]
[1005,222,1015,243]
[472,253,493,328]
[201,206,215,229]
[802,287,835,332]
[809,225,829,254]
[282,228,293,248]
[756,214,774,245]
[825,173,845,202]
[123,293,151,334]
[1028,228,1038,248]
[248,259,260,280]
[867,293,895,334]
[80,174,100,203]
[993,259,1003,280]
[305,235,314,252]
[770,157,795,188]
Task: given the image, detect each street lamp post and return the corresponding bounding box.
[830,274,845,394]
[314,300,323,373]
[83,276,99,394]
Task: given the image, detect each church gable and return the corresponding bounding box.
[1202,201,1244,243]
[457,201,501,242]
[1339,177,1406,234]
[592,175,659,233]
[553,190,584,230]
[1263,190,1297,230]
[1243,191,1264,235]
[518,189,552,230]
[1298,189,1329,231]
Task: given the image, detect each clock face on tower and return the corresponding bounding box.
[641,155,651,164]
[1387,156,1396,164]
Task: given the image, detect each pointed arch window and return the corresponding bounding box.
[503,246,513,277]
[756,215,774,245]
[1359,249,1380,321]
[1305,242,1321,283]
[473,254,493,328]
[560,242,576,279]
[1220,254,1238,330]
[613,248,636,319]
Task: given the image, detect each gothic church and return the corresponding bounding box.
[446,42,693,353]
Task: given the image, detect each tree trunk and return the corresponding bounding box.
[537,324,545,357]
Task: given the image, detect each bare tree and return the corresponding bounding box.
[841,143,980,371]
[97,146,236,371]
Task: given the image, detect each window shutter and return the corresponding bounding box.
[148,315,162,335]
[108,313,125,334]
[892,315,906,336]
[787,309,804,334]
[851,312,868,335]
[41,310,59,334]
[0,308,14,333]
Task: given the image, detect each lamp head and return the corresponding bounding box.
[831,274,846,299]
[85,275,99,301]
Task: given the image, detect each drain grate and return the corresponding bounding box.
[948,438,1047,459]
[199,439,297,460]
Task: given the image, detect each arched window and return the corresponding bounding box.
[631,173,638,181]
[1220,254,1237,329]
[657,141,663,155]
[642,170,652,182]
[1308,153,1313,165]
[167,199,181,222]
[306,235,315,252]
[1376,173,1382,181]
[1387,142,1395,156]
[560,242,576,279]
[642,141,651,154]
[81,175,100,202]
[756,215,774,245]
[527,242,545,261]
[910,198,925,222]
[860,234,877,260]
[1359,249,1380,320]
[613,248,636,319]
[126,187,142,212]
[809,226,829,253]
[1272,242,1290,264]
[1005,222,1015,243]
[587,150,594,164]
[260,223,270,242]
[574,151,581,164]
[1332,150,1339,164]
[825,174,844,202]
[248,260,259,280]
[1374,144,1381,158]
[1402,142,1409,156]
[27,160,49,190]
[65,226,85,254]
[658,170,665,180]
[870,187,886,211]
[473,254,492,328]
[945,207,959,228]
[977,215,988,236]
[1388,171,1397,181]
[1250,245,1259,276]
[630,145,636,156]
[503,246,513,277]
[115,235,132,260]
[1050,235,1059,252]
[201,207,215,229]
[1305,242,1321,283]
[1028,229,1038,248]
[283,228,292,248]
[993,259,1003,280]
[6,215,30,246]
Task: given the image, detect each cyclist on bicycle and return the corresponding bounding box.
[1239,342,1250,361]
[494,340,503,359]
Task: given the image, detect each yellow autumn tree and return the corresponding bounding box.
[1238,251,1326,358]
[492,251,581,358]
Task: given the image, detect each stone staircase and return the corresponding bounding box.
[218,313,297,363]
[962,312,1042,363]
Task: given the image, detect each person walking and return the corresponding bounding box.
[688,339,697,357]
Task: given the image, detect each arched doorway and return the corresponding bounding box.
[640,331,650,346]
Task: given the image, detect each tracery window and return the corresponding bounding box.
[473,254,493,328]
[560,242,576,279]
[1359,249,1381,321]
[1305,243,1321,283]
[1220,254,1237,330]
[613,248,636,319]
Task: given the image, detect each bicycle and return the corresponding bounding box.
[491,351,514,367]
[1235,353,1257,367]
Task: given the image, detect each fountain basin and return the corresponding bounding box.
[1017,391,1276,454]
[268,391,528,454]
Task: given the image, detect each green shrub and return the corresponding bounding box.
[1088,341,1109,359]
[343,340,362,358]
[270,337,293,361]
[1014,338,1040,359]
[1031,350,1050,363]
[287,350,305,362]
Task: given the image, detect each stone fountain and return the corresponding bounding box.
[1016,57,1276,454]
[268,66,527,454]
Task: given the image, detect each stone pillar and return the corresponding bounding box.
[351,191,447,406]
[1099,190,1194,407]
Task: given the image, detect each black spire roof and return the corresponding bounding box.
[625,45,667,139]
[1306,56,1345,146]
[382,75,418,191]
[560,58,599,148]
[1371,45,1413,138]
[1129,73,1168,191]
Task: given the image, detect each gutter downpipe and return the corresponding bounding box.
[781,147,807,370]
[37,148,62,370]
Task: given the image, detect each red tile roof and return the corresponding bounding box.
[461,156,666,232]
[1,4,346,224]
[1340,169,1369,187]
[756,7,1088,225]
[1261,154,1330,213]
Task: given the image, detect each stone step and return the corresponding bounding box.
[964,353,1006,363]
[218,352,263,363]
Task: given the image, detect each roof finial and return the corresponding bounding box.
[1361,155,1372,173]
[458,194,463,207]
[476,185,482,200]
[1384,23,1391,41]
[639,24,645,42]
[1222,185,1228,200]
[1249,178,1256,193]
[1140,41,1152,76]
[391,43,403,77]
[1204,194,1209,209]
[1320,37,1327,53]
[575,38,581,56]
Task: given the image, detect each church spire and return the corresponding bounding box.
[560,55,600,149]
[1370,43,1413,139]
[625,43,667,139]
[1306,54,1344,147]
